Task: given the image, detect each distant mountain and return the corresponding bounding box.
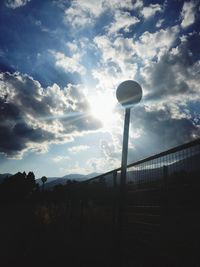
[85,172,101,179]
[0,173,12,183]
[37,154,200,189]
[61,173,86,180]
[36,172,101,189]
[36,177,62,186]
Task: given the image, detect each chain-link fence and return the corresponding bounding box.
[81,139,200,266]
[85,138,200,192]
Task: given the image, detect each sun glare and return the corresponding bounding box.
[88,91,116,128]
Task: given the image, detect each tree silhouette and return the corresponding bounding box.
[41,176,47,191]
[0,171,37,201]
[27,171,36,194]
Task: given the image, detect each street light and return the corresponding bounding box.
[41,176,47,192]
[116,80,142,189]
[115,80,142,265]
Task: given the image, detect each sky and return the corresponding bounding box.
[0,0,200,178]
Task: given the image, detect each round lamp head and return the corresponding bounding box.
[116,80,142,107]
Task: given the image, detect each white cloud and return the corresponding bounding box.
[91,29,200,164]
[63,0,142,30]
[72,0,105,17]
[64,6,93,28]
[181,1,197,28]
[141,3,162,19]
[93,24,179,92]
[50,50,86,75]
[5,0,30,9]
[140,34,200,102]
[93,35,138,87]
[127,104,200,162]
[66,41,78,53]
[133,26,179,60]
[106,10,140,35]
[64,0,105,28]
[109,0,139,10]
[156,18,165,28]
[132,0,144,9]
[61,161,89,175]
[0,72,101,158]
[52,156,70,162]
[87,157,120,173]
[68,145,90,153]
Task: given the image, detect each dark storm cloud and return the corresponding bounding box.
[103,103,199,165]
[142,33,200,101]
[128,105,199,162]
[0,72,101,157]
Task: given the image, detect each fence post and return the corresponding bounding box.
[112,171,118,228]
[163,165,168,193]
[161,165,169,253]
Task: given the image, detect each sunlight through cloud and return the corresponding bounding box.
[88,91,117,129]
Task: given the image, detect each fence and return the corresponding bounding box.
[85,138,200,187]
[80,138,200,266]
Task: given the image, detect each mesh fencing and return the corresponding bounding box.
[85,138,200,191]
[79,139,200,265]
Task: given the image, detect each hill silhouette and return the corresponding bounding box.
[36,172,101,189]
[0,139,199,267]
[0,173,12,183]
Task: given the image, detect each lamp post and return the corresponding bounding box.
[111,81,142,266]
[41,176,47,192]
[116,80,142,189]
[116,80,142,247]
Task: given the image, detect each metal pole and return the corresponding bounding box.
[120,107,131,189]
[117,107,131,266]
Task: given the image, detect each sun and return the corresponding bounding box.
[88,91,116,128]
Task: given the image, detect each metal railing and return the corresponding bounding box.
[84,138,200,190]
[70,139,200,266]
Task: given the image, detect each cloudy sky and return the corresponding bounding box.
[0,0,200,178]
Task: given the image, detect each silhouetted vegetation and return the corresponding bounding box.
[0,171,115,267]
[0,149,200,267]
[0,171,38,202]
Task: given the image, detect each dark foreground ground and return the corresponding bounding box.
[0,182,200,267]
